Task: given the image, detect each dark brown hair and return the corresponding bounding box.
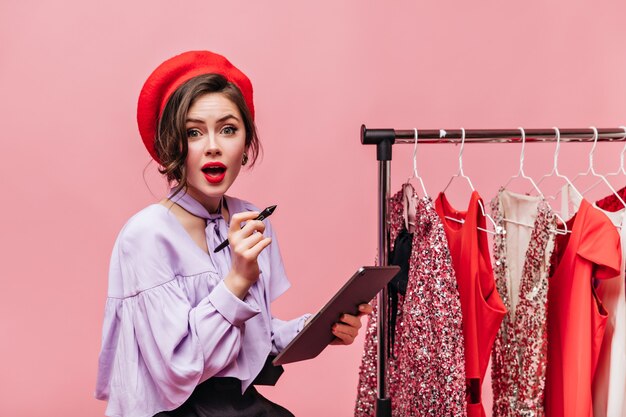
[155,73,261,199]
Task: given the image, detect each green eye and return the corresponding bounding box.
[187,129,201,138]
[222,126,238,135]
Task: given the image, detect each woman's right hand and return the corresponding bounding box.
[224,211,272,299]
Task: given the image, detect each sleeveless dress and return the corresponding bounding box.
[490,189,556,417]
[435,191,507,417]
[567,186,626,417]
[545,187,622,417]
[355,184,466,417]
[592,206,626,417]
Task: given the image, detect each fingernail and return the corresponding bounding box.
[359,305,366,311]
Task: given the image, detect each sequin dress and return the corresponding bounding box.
[490,189,556,417]
[355,184,467,417]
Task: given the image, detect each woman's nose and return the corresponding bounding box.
[203,133,221,155]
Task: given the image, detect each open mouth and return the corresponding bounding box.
[201,163,227,184]
[201,166,227,177]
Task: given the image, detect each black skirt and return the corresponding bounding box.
[153,377,295,417]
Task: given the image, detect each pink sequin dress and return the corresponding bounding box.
[490,189,556,417]
[354,183,467,417]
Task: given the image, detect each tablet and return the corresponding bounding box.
[272,265,400,366]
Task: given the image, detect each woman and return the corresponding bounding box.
[94,51,371,417]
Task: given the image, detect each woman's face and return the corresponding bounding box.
[183,92,247,212]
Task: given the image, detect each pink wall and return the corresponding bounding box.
[2,1,626,416]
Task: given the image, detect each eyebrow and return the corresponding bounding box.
[185,114,240,124]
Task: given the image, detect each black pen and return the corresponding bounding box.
[213,205,277,253]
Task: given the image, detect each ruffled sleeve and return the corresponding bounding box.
[270,314,312,354]
[236,198,311,354]
[95,209,261,417]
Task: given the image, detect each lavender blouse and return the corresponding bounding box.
[95,190,310,417]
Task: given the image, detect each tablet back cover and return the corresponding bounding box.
[273,265,400,366]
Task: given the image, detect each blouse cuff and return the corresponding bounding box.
[208,281,261,327]
[298,313,313,333]
[270,313,314,355]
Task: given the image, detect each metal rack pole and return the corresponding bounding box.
[368,127,394,417]
[360,124,626,417]
[366,127,626,144]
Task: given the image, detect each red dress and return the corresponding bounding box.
[596,185,626,212]
[545,198,622,417]
[435,191,507,417]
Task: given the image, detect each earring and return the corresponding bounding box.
[242,152,248,166]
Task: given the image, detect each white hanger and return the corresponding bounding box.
[539,127,586,232]
[499,127,569,235]
[576,127,626,209]
[400,129,426,232]
[606,126,626,179]
[583,126,626,194]
[572,126,600,182]
[442,128,475,193]
[504,127,544,197]
[406,128,428,197]
[539,127,584,201]
[442,128,501,235]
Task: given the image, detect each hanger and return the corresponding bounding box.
[400,128,426,232]
[539,127,584,201]
[406,128,428,197]
[605,126,626,179]
[442,128,501,235]
[499,127,569,235]
[574,127,626,210]
[504,127,544,197]
[598,126,626,228]
[537,127,581,232]
[583,125,626,189]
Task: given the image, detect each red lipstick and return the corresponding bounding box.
[201,162,227,184]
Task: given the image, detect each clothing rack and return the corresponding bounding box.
[360,124,626,417]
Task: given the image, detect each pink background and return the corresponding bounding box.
[2,1,626,416]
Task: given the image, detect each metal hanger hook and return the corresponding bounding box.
[458,127,466,175]
[517,127,527,174]
[589,126,599,174]
[552,126,561,173]
[617,126,626,173]
[411,128,428,196]
[413,128,419,178]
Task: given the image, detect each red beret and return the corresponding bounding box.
[137,50,255,163]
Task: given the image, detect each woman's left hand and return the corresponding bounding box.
[330,303,373,346]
